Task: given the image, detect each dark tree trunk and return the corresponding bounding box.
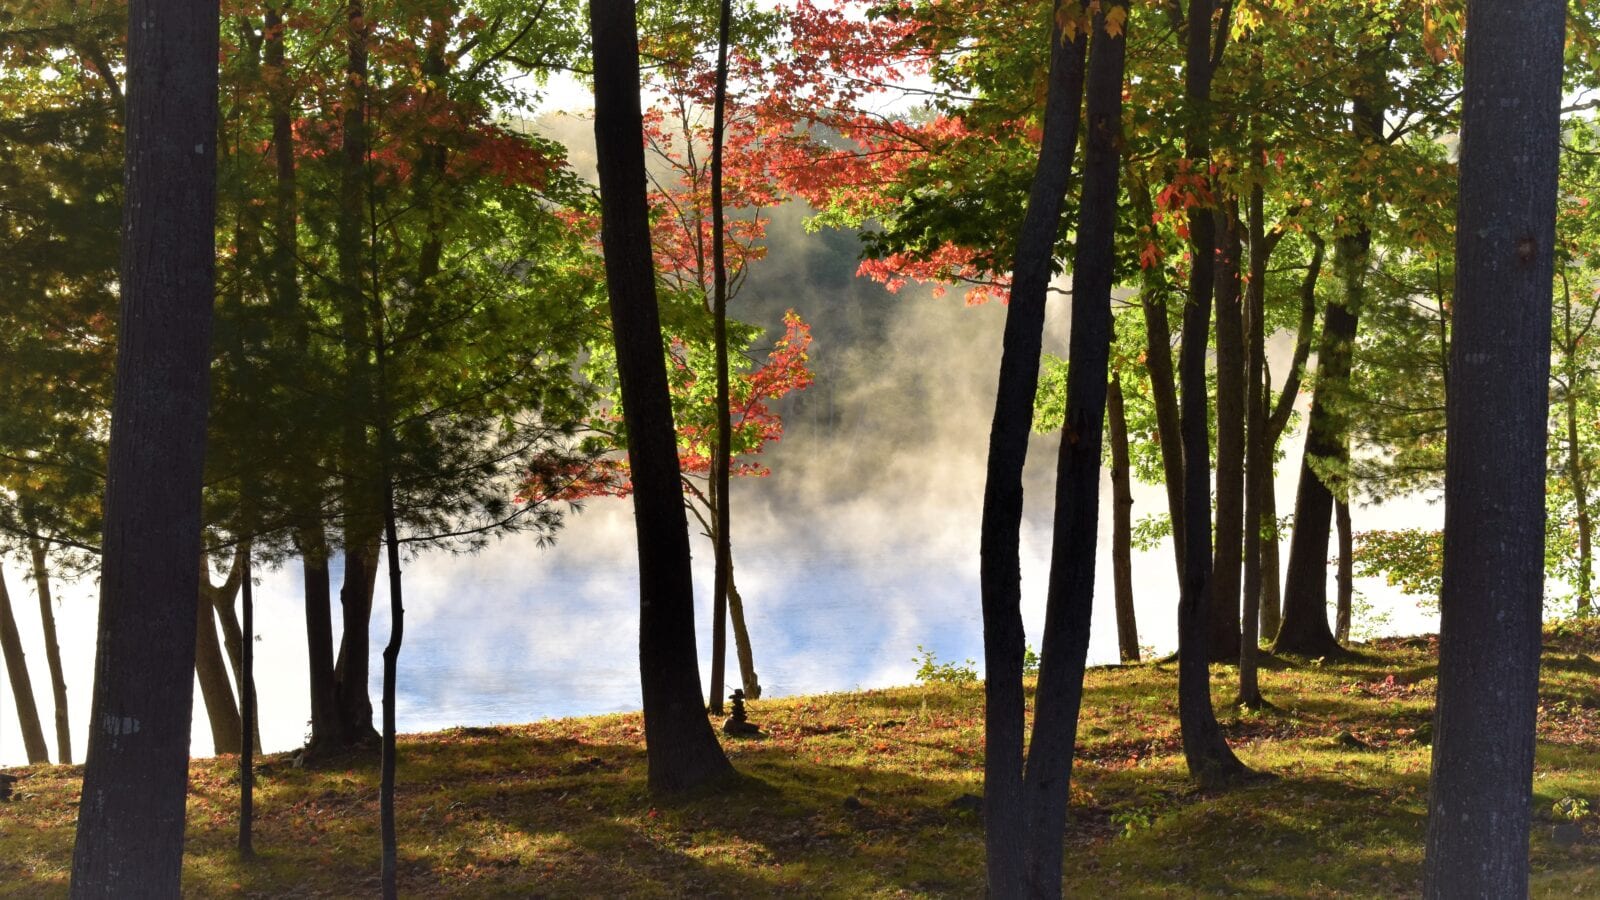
[724,554,761,699]
[195,582,242,756]
[1209,204,1245,663]
[1335,500,1352,644]
[333,543,379,745]
[1020,9,1125,892]
[205,548,259,752]
[29,538,72,764]
[1129,177,1186,581]
[590,0,733,795]
[972,0,1088,892]
[238,550,254,859]
[1423,4,1563,894]
[1176,0,1251,790]
[1108,373,1139,664]
[300,530,345,753]
[1260,236,1325,642]
[333,0,380,751]
[1240,184,1268,709]
[708,0,734,718]
[379,492,403,899]
[1274,231,1365,658]
[70,0,219,890]
[0,568,49,764]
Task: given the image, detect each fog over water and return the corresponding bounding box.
[0,117,1447,767]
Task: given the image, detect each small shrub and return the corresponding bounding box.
[1553,796,1591,822]
[913,645,978,684]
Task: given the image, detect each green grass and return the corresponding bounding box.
[5,626,1600,897]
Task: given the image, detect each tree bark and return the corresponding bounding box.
[1210,203,1245,662]
[591,0,733,796]
[1129,177,1186,582]
[194,578,242,756]
[205,547,259,752]
[1274,231,1364,658]
[1240,184,1268,709]
[300,529,346,754]
[1260,235,1325,642]
[334,542,380,745]
[238,549,255,859]
[70,0,219,890]
[707,0,734,720]
[1176,0,1251,790]
[1335,500,1352,644]
[1108,373,1139,664]
[331,0,379,750]
[1423,3,1563,894]
[1020,10,1125,891]
[973,0,1088,891]
[724,554,761,700]
[28,538,71,764]
[0,567,49,764]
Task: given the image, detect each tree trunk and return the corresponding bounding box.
[0,567,49,764]
[707,0,735,720]
[1261,236,1325,642]
[1240,184,1268,710]
[1129,177,1186,582]
[70,0,219,889]
[300,529,345,753]
[1563,279,1594,614]
[724,555,761,700]
[1335,501,1353,644]
[239,549,255,859]
[194,577,242,756]
[972,0,1088,891]
[1423,4,1563,894]
[1020,11,1126,891]
[332,0,380,751]
[1209,204,1245,663]
[1108,372,1139,663]
[1175,0,1250,790]
[591,0,733,796]
[333,542,380,745]
[28,537,72,764]
[1273,231,1364,658]
[205,548,260,752]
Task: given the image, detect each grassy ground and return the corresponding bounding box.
[6,626,1600,897]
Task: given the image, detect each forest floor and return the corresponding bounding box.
[6,626,1600,897]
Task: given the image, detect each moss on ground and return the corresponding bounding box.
[6,624,1600,897]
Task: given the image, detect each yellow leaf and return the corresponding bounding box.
[1105,5,1128,38]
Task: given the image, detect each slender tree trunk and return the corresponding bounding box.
[28,537,71,764]
[1210,203,1245,663]
[1423,3,1563,893]
[973,0,1088,891]
[0,568,49,764]
[1274,232,1364,657]
[195,579,242,756]
[206,548,259,752]
[1260,236,1324,642]
[1020,11,1126,893]
[1176,0,1250,790]
[1129,177,1186,581]
[724,555,761,699]
[1335,501,1353,644]
[1563,279,1594,614]
[591,0,733,795]
[1108,372,1139,664]
[1259,484,1282,639]
[300,530,345,753]
[1240,184,1268,709]
[70,0,219,889]
[707,0,735,720]
[238,550,255,859]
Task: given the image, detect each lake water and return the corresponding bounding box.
[0,213,1446,767]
